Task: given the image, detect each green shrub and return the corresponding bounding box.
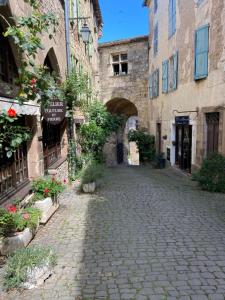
[0,208,15,237]
[4,245,57,290]
[193,153,225,193]
[32,176,65,200]
[80,160,103,185]
[128,130,156,162]
[0,207,41,237]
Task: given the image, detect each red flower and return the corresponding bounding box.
[30,78,37,85]
[6,204,17,213]
[44,188,49,195]
[63,179,67,184]
[7,108,17,118]
[22,213,30,220]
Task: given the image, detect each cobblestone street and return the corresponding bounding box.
[1,166,225,300]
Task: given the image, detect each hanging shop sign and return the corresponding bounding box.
[42,100,66,125]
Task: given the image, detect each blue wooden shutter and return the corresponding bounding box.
[194,25,209,80]
[154,23,158,55]
[173,51,178,90]
[162,60,169,93]
[149,74,153,99]
[169,0,173,37]
[172,0,176,35]
[156,69,159,97]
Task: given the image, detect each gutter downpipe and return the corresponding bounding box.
[64,0,76,180]
[64,0,71,73]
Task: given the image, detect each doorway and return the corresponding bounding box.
[156,123,162,153]
[175,118,192,172]
[117,143,124,164]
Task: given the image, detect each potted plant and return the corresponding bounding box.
[3,245,57,290]
[155,152,166,169]
[31,177,65,224]
[0,206,41,256]
[81,161,103,193]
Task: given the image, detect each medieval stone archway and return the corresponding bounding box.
[103,98,140,166]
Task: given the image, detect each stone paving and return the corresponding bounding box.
[1,166,225,299]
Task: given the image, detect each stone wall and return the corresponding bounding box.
[98,36,149,129]
[145,0,225,169]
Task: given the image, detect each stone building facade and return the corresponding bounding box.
[144,0,225,172]
[0,0,102,203]
[98,36,149,129]
[98,36,149,165]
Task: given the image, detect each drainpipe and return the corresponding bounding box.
[64,0,71,73]
[64,0,76,180]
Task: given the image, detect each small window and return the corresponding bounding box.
[112,53,128,76]
[112,55,119,62]
[113,64,120,76]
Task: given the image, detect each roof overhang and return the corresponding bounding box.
[143,0,151,7]
[92,0,103,27]
[0,97,40,115]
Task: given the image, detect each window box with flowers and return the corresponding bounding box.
[0,205,41,256]
[31,177,65,224]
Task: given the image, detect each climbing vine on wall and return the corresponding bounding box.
[0,0,62,156]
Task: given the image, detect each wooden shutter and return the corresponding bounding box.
[173,51,178,90]
[154,23,158,55]
[194,25,209,80]
[77,0,81,38]
[206,113,219,155]
[149,74,153,99]
[156,69,159,97]
[69,0,73,19]
[162,60,169,93]
[172,0,176,34]
[169,0,173,37]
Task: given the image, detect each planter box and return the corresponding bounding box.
[33,197,59,224]
[0,228,33,256]
[23,262,53,289]
[82,182,96,193]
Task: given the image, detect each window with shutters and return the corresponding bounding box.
[154,23,158,56]
[149,69,159,99]
[112,53,128,76]
[154,0,158,13]
[206,113,219,156]
[194,25,209,80]
[169,0,176,38]
[168,52,178,92]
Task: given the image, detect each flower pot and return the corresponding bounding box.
[0,228,33,256]
[82,182,96,193]
[23,261,53,289]
[158,158,166,169]
[33,197,59,224]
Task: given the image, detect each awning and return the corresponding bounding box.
[0,97,40,116]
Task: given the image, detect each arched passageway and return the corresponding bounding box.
[104,98,140,166]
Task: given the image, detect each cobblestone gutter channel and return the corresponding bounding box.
[1,166,225,299]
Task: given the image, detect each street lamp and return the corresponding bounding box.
[0,0,8,6]
[80,23,91,44]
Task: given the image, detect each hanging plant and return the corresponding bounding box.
[0,109,30,158]
[0,0,62,156]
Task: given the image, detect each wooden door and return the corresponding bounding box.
[206,113,219,156]
[156,123,162,153]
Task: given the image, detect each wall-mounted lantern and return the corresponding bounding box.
[80,23,91,44]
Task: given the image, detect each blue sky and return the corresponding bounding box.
[98,0,149,43]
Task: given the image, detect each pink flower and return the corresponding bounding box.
[22,213,30,220]
[44,188,49,195]
[30,78,37,85]
[6,204,17,213]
